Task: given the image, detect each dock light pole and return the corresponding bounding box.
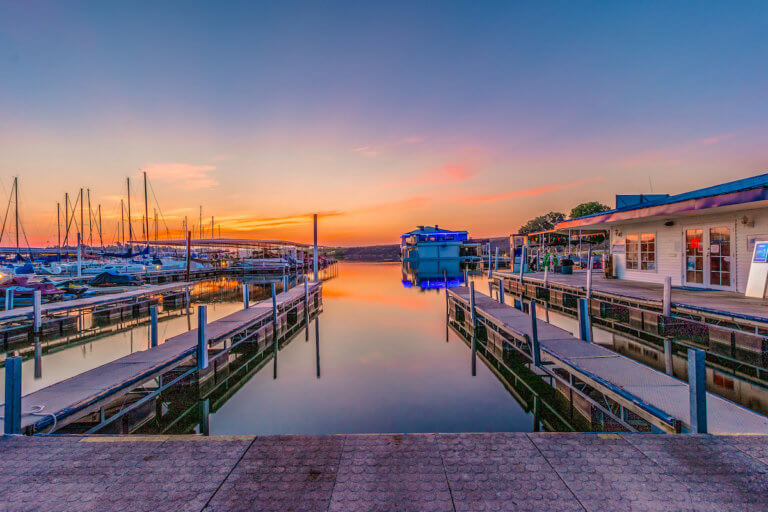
[313,214,319,282]
[529,301,541,367]
[197,305,208,370]
[586,247,593,298]
[243,283,250,310]
[688,348,707,433]
[663,276,672,317]
[149,306,158,347]
[577,298,591,343]
[470,281,477,377]
[4,356,21,434]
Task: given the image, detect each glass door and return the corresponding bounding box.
[683,226,733,289]
[685,228,704,285]
[708,226,731,289]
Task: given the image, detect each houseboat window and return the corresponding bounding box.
[626,233,656,271]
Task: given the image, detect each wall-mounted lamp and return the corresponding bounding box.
[664,220,675,227]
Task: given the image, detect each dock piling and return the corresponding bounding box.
[4,356,21,434]
[530,300,541,367]
[197,305,208,370]
[282,275,288,292]
[663,276,672,316]
[664,339,674,375]
[149,306,158,347]
[543,265,549,289]
[304,276,309,341]
[313,214,318,282]
[498,278,505,304]
[444,270,449,342]
[688,348,707,433]
[4,288,13,311]
[577,298,591,343]
[470,281,477,376]
[243,283,250,309]
[33,290,42,333]
[586,247,593,298]
[34,338,42,379]
[519,245,527,282]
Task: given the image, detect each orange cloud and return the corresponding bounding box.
[219,211,344,232]
[144,162,218,189]
[459,177,603,205]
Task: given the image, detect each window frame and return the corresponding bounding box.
[625,231,657,272]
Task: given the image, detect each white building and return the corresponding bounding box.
[556,173,768,293]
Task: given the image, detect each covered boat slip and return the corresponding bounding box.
[494,269,768,325]
[0,282,321,433]
[448,286,768,434]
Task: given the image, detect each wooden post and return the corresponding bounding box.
[304,277,309,341]
[688,348,707,433]
[494,247,499,273]
[5,288,14,311]
[185,230,191,282]
[518,245,527,282]
[313,214,319,282]
[529,301,541,367]
[4,356,21,434]
[577,298,591,342]
[586,246,593,298]
[150,306,158,347]
[33,290,42,333]
[34,338,42,380]
[197,305,208,370]
[283,275,288,293]
[664,338,674,375]
[663,276,672,316]
[198,399,210,436]
[498,278,505,304]
[444,270,449,342]
[243,283,250,309]
[470,281,477,376]
[543,264,549,288]
[271,282,278,335]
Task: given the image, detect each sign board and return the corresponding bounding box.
[745,241,768,298]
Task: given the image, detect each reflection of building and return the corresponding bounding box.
[401,259,464,289]
[400,225,481,262]
[557,173,768,293]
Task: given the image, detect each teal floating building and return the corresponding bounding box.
[400,225,481,261]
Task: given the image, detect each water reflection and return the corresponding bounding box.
[401,259,467,289]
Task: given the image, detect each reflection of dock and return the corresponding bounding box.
[2,282,322,434]
[448,286,768,434]
[2,432,767,511]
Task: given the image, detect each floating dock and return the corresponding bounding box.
[1,432,767,511]
[1,282,322,434]
[448,286,768,434]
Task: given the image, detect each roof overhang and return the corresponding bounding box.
[557,188,768,230]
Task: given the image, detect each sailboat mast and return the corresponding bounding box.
[143,171,149,249]
[64,192,69,247]
[98,204,103,247]
[87,188,92,246]
[126,177,133,243]
[199,206,202,240]
[120,199,125,245]
[14,177,19,253]
[79,188,84,247]
[57,202,61,255]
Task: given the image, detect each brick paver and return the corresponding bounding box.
[1,433,767,511]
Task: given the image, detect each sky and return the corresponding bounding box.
[1,1,767,247]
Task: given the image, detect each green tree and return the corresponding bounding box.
[569,201,610,219]
[518,211,566,235]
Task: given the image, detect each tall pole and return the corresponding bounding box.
[87,188,92,246]
[120,199,125,245]
[313,214,319,281]
[126,177,133,244]
[14,177,19,253]
[154,208,158,241]
[211,216,214,240]
[185,230,191,281]
[199,206,202,240]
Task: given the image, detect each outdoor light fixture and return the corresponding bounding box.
[664,220,675,227]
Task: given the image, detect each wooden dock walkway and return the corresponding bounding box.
[0,282,321,434]
[449,286,768,434]
[1,432,767,511]
[0,281,189,323]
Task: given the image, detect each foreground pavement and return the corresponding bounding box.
[1,432,768,511]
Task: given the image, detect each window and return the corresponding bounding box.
[626,233,655,271]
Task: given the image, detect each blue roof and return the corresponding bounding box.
[572,172,768,221]
[401,226,468,237]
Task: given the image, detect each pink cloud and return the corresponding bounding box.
[618,132,738,168]
[144,162,218,189]
[459,177,603,205]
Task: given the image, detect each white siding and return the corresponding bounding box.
[611,207,768,293]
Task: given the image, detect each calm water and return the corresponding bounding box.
[208,262,533,434]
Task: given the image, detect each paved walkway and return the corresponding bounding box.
[2,433,768,511]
